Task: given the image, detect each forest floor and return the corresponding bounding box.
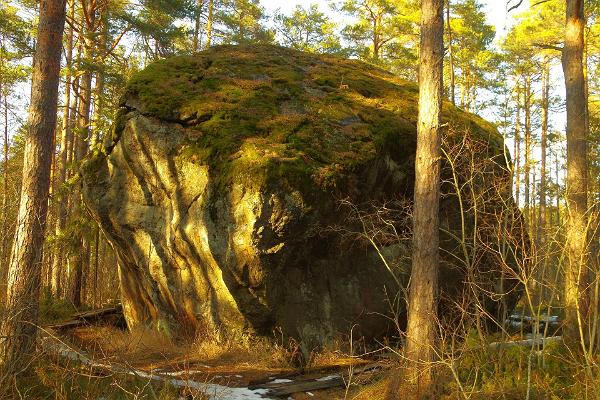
[39,320,389,400]
[17,301,588,400]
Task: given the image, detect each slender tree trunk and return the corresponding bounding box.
[0,0,66,380]
[562,0,589,347]
[193,0,204,52]
[555,153,561,225]
[2,88,8,269]
[93,227,99,307]
[51,0,75,298]
[68,3,95,308]
[446,0,455,106]
[205,0,214,49]
[515,84,522,208]
[0,38,8,274]
[403,0,443,395]
[538,61,550,261]
[524,75,532,229]
[372,17,380,62]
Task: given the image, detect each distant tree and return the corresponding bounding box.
[219,0,273,45]
[0,0,66,382]
[448,0,496,112]
[274,4,342,54]
[333,0,420,77]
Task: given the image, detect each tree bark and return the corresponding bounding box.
[404,0,443,394]
[1,85,8,269]
[0,0,66,379]
[193,0,204,52]
[538,60,549,263]
[514,83,521,209]
[0,37,8,274]
[68,1,95,308]
[524,75,532,229]
[205,0,214,49]
[51,0,75,298]
[446,0,455,106]
[562,0,589,347]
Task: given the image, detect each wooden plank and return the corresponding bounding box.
[268,376,345,397]
[45,305,124,330]
[252,362,386,397]
[72,305,122,320]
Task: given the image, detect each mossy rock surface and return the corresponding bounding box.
[83,45,524,353]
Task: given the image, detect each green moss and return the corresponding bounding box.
[119,44,505,195]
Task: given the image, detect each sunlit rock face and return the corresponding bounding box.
[82,45,525,351]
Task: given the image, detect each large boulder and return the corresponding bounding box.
[82,45,524,351]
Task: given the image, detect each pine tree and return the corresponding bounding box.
[0,0,66,381]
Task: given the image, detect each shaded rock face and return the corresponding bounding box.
[83,45,524,350]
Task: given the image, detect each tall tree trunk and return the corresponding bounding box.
[446,0,455,106]
[1,87,8,270]
[51,0,75,298]
[562,0,589,347]
[205,0,214,49]
[93,227,99,307]
[515,83,522,208]
[555,153,561,225]
[192,0,203,52]
[538,61,550,264]
[0,0,66,379]
[524,75,532,230]
[403,0,443,394]
[68,2,95,308]
[0,37,8,275]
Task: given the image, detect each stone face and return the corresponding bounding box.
[82,45,525,350]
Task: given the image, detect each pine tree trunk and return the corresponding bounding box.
[555,153,561,225]
[538,61,549,264]
[524,76,532,228]
[205,0,214,49]
[0,38,8,275]
[193,0,204,52]
[0,0,66,379]
[404,0,443,394]
[515,84,521,209]
[68,4,95,308]
[1,89,8,270]
[446,0,455,106]
[51,0,75,298]
[562,0,589,347]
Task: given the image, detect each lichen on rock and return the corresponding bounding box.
[82,44,524,355]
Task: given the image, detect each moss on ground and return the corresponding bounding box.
[121,44,505,196]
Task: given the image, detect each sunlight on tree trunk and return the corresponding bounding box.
[396,0,444,396]
[0,0,66,380]
[562,0,589,348]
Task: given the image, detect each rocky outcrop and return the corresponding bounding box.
[82,45,525,352]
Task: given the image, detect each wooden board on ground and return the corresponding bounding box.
[46,304,124,330]
[251,362,387,397]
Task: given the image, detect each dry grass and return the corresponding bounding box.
[351,376,389,400]
[69,325,186,366]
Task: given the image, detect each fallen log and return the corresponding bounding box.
[251,362,386,397]
[46,304,124,330]
[489,335,562,350]
[265,376,345,397]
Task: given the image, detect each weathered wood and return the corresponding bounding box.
[251,362,386,397]
[489,336,562,350]
[46,305,123,330]
[267,377,345,397]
